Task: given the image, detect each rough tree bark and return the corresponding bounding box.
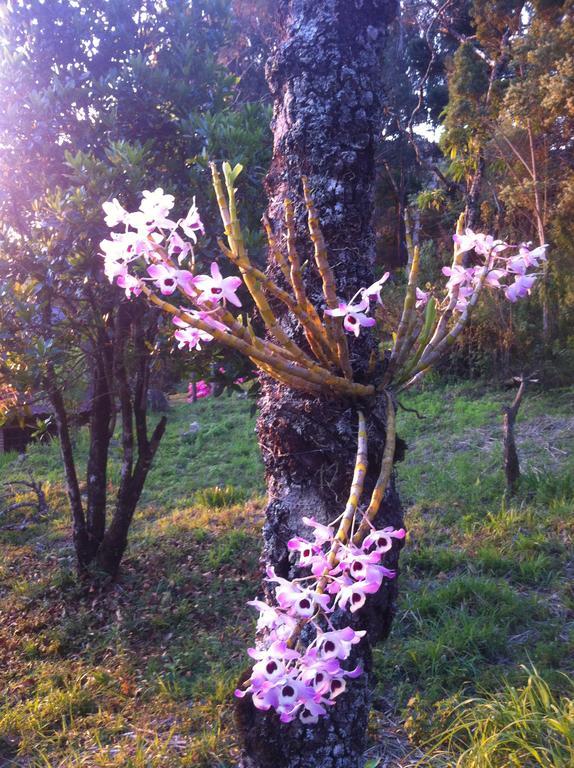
[236,3,404,767]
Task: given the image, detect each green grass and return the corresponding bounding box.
[0,382,573,767]
[425,666,574,767]
[371,381,574,765]
[0,392,263,768]
[5,393,264,510]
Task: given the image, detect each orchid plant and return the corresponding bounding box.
[100,162,545,724]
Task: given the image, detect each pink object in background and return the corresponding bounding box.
[187,380,212,401]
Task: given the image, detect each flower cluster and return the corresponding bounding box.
[445,230,547,310]
[236,517,405,724]
[326,229,546,338]
[101,191,547,364]
[101,189,243,349]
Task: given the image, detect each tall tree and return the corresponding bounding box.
[236,2,404,767]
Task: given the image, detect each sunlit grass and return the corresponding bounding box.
[425,666,574,768]
[0,383,572,766]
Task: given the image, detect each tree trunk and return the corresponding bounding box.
[503,378,526,497]
[43,363,91,567]
[85,338,114,560]
[96,415,166,577]
[237,3,403,767]
[464,29,511,237]
[96,304,166,578]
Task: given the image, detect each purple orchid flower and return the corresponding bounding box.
[116,273,142,299]
[505,274,537,302]
[172,316,213,351]
[415,287,429,309]
[315,627,366,660]
[363,526,406,555]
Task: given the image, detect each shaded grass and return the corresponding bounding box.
[0,499,263,767]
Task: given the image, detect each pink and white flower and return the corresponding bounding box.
[168,231,192,264]
[139,188,176,228]
[324,295,375,337]
[363,272,390,305]
[147,263,179,295]
[315,627,366,660]
[302,517,335,546]
[442,264,474,289]
[116,273,142,299]
[102,198,128,228]
[363,526,406,554]
[415,287,429,309]
[453,229,507,256]
[505,274,537,302]
[172,316,213,351]
[179,198,205,241]
[193,262,243,307]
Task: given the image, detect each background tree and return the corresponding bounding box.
[0,0,272,575]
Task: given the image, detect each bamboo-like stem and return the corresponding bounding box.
[211,164,320,371]
[284,200,339,367]
[284,201,326,334]
[210,162,232,229]
[404,208,414,267]
[217,240,338,369]
[141,285,374,398]
[287,410,368,649]
[394,296,437,384]
[302,177,353,380]
[352,392,396,545]
[386,244,420,383]
[417,213,465,368]
[329,411,368,552]
[254,357,324,395]
[263,214,292,284]
[390,312,423,378]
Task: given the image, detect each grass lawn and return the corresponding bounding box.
[0,384,572,767]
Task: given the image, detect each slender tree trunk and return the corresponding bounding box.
[43,363,91,567]
[85,339,113,559]
[503,377,526,497]
[96,305,166,578]
[525,121,555,344]
[96,416,166,576]
[237,3,403,767]
[464,29,511,236]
